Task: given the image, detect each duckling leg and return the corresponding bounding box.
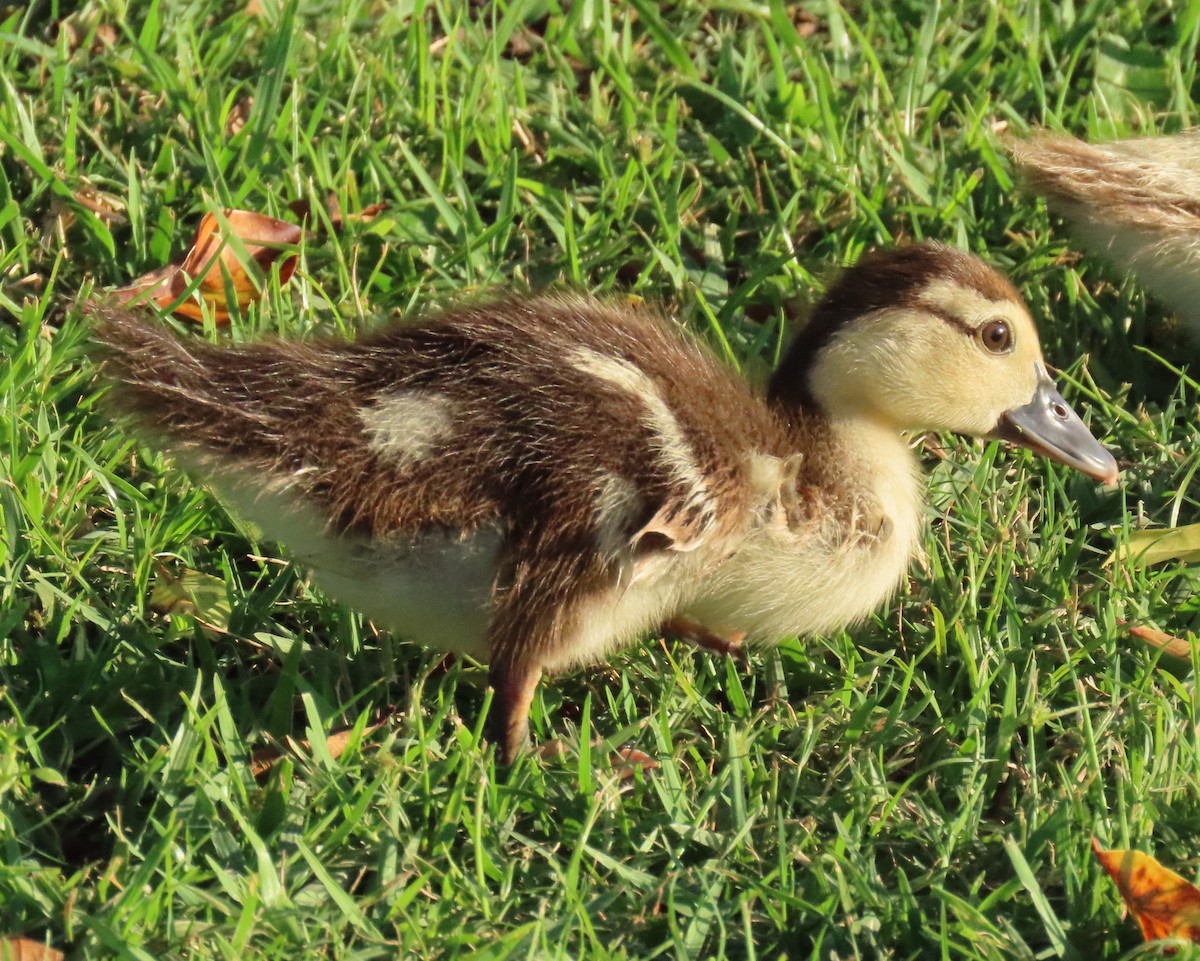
[662,616,748,665]
[484,523,614,762]
[486,655,543,765]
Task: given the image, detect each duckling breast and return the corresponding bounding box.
[681,424,924,643]
[683,507,916,641]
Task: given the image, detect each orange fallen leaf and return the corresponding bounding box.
[1093,837,1200,945]
[0,938,65,961]
[611,747,659,781]
[249,710,397,778]
[1129,624,1194,660]
[113,208,300,324]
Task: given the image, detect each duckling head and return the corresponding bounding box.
[770,243,1119,485]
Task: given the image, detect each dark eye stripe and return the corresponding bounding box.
[915,299,1018,353]
[914,298,975,335]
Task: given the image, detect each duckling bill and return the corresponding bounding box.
[990,365,1117,481]
[94,243,1118,763]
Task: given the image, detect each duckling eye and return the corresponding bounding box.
[978,319,1013,354]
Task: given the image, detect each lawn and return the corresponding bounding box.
[3,1,1200,957]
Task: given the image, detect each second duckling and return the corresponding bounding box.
[95,243,1118,762]
[1012,130,1200,334]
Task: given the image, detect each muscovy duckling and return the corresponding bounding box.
[1011,130,1200,333]
[94,243,1118,762]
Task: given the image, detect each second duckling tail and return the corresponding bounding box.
[1011,131,1200,334]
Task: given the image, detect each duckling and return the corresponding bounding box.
[93,242,1118,762]
[1011,130,1200,333]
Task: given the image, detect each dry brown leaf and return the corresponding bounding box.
[113,209,300,324]
[0,938,65,961]
[225,96,253,138]
[110,264,178,303]
[250,710,397,778]
[56,9,115,55]
[794,10,821,37]
[41,199,75,245]
[289,192,388,234]
[534,740,658,780]
[535,738,568,761]
[1094,838,1200,945]
[72,188,127,224]
[346,202,389,225]
[506,25,543,60]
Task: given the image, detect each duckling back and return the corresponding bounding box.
[94,296,786,541]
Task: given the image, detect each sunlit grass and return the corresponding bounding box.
[3,1,1200,957]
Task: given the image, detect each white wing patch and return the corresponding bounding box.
[568,347,714,526]
[361,391,456,467]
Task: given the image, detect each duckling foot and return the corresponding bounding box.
[486,656,543,765]
[662,617,749,666]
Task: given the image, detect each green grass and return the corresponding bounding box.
[3,0,1200,957]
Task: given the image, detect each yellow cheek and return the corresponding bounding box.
[887,343,1041,434]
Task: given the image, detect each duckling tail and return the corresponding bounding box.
[87,303,330,460]
[1011,131,1200,335]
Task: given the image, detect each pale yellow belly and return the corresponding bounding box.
[198,462,500,656]
[682,521,918,643]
